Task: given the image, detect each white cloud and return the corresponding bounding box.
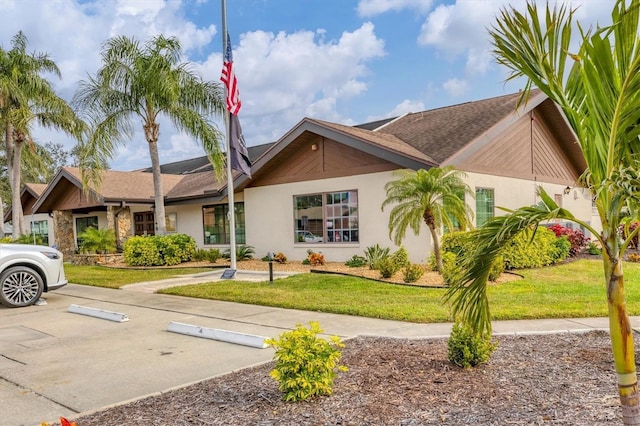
[442,78,469,97]
[357,0,434,17]
[196,22,386,146]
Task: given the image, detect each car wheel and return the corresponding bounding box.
[0,266,44,308]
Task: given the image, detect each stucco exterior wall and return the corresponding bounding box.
[244,170,597,264]
[244,171,429,263]
[464,172,598,236]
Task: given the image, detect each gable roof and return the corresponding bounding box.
[33,167,185,212]
[373,90,542,164]
[24,90,585,212]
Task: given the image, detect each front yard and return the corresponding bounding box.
[65,257,640,323]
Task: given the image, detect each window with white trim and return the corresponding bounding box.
[293,190,359,243]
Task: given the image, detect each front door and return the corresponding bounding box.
[134,211,155,236]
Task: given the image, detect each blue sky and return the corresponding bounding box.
[0,0,613,171]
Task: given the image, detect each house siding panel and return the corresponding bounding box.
[456,111,579,185]
[249,137,397,187]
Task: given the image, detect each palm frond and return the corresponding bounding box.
[444,187,580,335]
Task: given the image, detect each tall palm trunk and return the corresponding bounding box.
[604,233,640,423]
[5,123,25,239]
[428,224,443,274]
[144,120,166,236]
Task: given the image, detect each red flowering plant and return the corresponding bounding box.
[547,223,588,257]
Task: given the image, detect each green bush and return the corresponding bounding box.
[488,255,505,281]
[391,247,410,268]
[13,233,46,246]
[193,248,221,263]
[122,234,196,266]
[377,257,401,278]
[403,264,425,283]
[345,255,367,267]
[222,244,255,260]
[364,244,390,270]
[166,234,196,262]
[553,236,572,261]
[123,236,163,266]
[78,227,117,254]
[502,227,564,269]
[265,322,348,402]
[447,321,497,368]
[437,231,504,281]
[587,240,602,255]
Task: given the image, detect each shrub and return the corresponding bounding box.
[547,224,587,256]
[377,257,401,278]
[166,234,197,262]
[122,234,196,266]
[429,251,460,285]
[488,255,505,281]
[123,236,163,266]
[345,255,367,267]
[0,237,11,244]
[273,252,287,263]
[308,251,325,266]
[553,236,571,261]
[265,322,348,402]
[587,240,602,256]
[502,227,565,269]
[628,253,640,263]
[78,227,116,254]
[13,233,46,246]
[364,244,390,270]
[222,244,255,260]
[391,247,410,268]
[447,321,497,368]
[403,264,424,283]
[193,248,221,263]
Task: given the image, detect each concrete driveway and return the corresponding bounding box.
[0,283,624,426]
[0,283,447,426]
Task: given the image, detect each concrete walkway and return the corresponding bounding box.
[0,275,636,426]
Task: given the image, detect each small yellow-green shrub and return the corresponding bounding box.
[403,264,425,283]
[265,322,347,402]
[447,320,497,368]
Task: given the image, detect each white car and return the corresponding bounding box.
[296,231,323,243]
[0,244,67,308]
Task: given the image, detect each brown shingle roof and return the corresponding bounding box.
[62,167,184,201]
[375,91,538,164]
[305,118,437,165]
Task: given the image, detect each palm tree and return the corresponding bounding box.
[0,31,83,239]
[73,35,226,235]
[445,1,640,422]
[381,166,473,272]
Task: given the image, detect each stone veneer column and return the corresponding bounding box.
[116,206,131,248]
[53,210,75,256]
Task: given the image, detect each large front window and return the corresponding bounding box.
[294,190,359,243]
[31,220,49,245]
[475,188,495,227]
[76,216,98,247]
[203,203,245,245]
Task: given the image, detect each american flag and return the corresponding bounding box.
[220,33,241,115]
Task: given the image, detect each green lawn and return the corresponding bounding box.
[157,258,640,323]
[65,259,640,323]
[64,263,215,289]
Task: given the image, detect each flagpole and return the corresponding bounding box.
[221,0,237,271]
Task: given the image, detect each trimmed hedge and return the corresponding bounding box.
[123,234,196,266]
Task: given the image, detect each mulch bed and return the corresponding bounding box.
[74,330,626,425]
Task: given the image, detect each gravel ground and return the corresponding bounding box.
[74,330,627,425]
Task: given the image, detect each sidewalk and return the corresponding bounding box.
[120,268,296,293]
[1,277,635,426]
